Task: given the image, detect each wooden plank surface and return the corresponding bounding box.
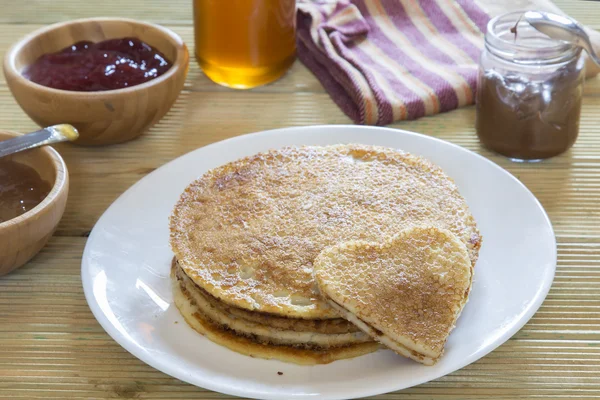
[1,1,600,399]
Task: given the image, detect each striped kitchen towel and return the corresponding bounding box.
[296,0,490,125]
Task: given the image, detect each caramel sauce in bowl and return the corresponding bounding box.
[0,131,68,276]
[0,160,52,223]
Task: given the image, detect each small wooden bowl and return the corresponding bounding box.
[0,131,68,276]
[3,18,189,146]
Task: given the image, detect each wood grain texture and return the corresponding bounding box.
[0,0,599,399]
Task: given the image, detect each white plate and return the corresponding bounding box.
[82,125,556,400]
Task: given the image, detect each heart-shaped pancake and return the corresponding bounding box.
[314,226,473,365]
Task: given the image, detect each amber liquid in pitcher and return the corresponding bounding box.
[193,0,296,89]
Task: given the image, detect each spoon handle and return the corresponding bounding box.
[0,124,79,158]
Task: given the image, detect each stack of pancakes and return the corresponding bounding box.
[170,144,481,364]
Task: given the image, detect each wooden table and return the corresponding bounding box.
[1,1,599,399]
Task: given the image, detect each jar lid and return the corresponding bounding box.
[486,11,580,65]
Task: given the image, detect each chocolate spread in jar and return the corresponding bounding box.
[476,64,583,160]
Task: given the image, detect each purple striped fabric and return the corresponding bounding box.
[296,0,490,125]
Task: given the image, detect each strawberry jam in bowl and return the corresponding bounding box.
[23,37,173,92]
[3,18,189,145]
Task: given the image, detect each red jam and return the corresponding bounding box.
[23,37,172,91]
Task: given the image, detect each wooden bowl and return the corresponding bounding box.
[3,18,189,146]
[0,131,68,276]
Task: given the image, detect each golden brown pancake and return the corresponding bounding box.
[214,294,359,334]
[170,144,481,319]
[186,278,359,334]
[174,263,371,347]
[172,266,381,364]
[172,259,359,334]
[313,226,473,365]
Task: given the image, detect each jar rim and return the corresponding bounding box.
[485,11,579,64]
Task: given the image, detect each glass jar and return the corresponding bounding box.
[476,11,585,161]
[193,0,297,89]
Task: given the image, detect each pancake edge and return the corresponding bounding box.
[172,270,381,365]
[175,263,372,347]
[173,259,360,333]
[324,298,437,366]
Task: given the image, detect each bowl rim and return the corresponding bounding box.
[0,131,68,229]
[3,17,189,97]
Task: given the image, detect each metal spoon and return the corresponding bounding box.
[0,124,79,159]
[524,10,600,66]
